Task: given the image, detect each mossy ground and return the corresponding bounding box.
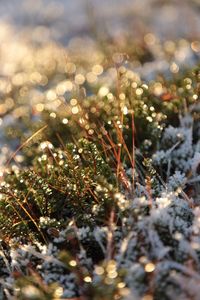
[0,11,200,300]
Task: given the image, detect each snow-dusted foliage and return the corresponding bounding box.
[0,189,199,300]
[0,27,199,299]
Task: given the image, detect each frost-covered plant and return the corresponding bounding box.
[0,138,116,241]
[0,32,199,300]
[153,115,194,173]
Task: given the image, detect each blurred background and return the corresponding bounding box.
[0,0,199,42]
[0,0,199,171]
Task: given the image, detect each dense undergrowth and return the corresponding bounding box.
[0,32,200,300]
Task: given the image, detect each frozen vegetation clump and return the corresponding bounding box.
[0,27,199,300]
